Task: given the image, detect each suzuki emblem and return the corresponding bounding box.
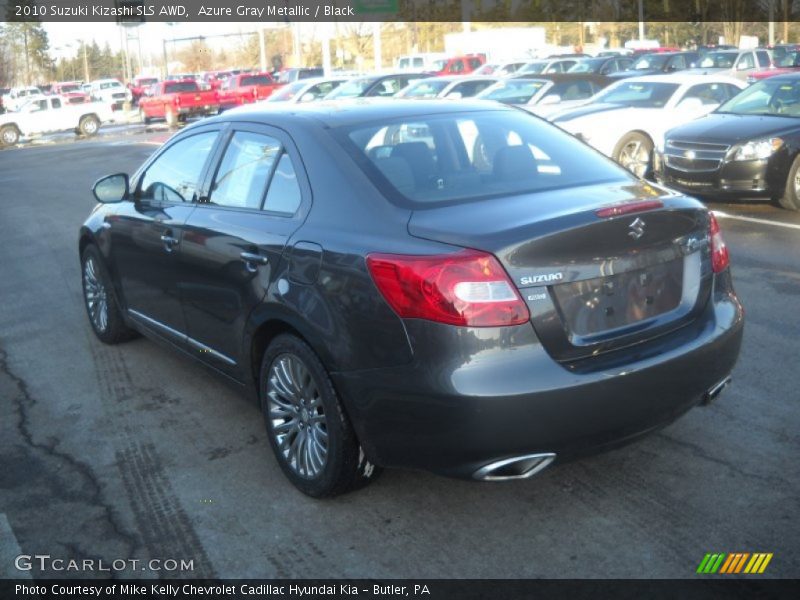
[628,217,646,240]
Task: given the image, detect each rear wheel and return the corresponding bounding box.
[165,105,178,128]
[81,245,137,344]
[1,124,20,146]
[78,115,100,137]
[260,334,380,497]
[613,132,653,179]
[778,155,800,211]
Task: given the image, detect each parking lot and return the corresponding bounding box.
[0,130,798,579]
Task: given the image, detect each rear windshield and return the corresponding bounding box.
[477,80,546,104]
[241,75,272,86]
[164,81,199,93]
[268,81,306,101]
[336,109,629,208]
[326,77,377,99]
[400,79,449,98]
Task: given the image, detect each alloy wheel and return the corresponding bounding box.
[267,353,329,479]
[619,141,650,178]
[83,257,108,333]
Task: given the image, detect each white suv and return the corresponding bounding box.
[89,79,132,109]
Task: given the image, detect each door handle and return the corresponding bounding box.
[160,233,179,252]
[240,252,269,273]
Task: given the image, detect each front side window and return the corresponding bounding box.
[210,132,281,209]
[339,110,629,207]
[736,53,755,70]
[682,82,733,105]
[717,78,800,116]
[139,132,218,204]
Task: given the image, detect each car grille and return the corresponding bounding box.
[664,139,730,173]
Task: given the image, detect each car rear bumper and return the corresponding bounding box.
[332,272,744,479]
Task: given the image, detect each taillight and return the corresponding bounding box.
[174,96,181,107]
[366,249,530,327]
[595,200,663,218]
[709,212,730,273]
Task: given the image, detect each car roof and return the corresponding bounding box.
[218,98,509,128]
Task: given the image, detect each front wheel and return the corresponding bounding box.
[78,115,100,137]
[260,334,380,497]
[778,155,800,211]
[139,107,151,124]
[81,246,137,344]
[613,132,654,179]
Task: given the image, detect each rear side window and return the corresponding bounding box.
[263,153,302,215]
[339,110,628,208]
[210,132,281,209]
[139,132,218,204]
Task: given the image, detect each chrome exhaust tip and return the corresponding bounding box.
[473,452,556,481]
[702,375,732,405]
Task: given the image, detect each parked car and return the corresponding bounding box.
[687,49,772,81]
[608,51,700,79]
[276,68,324,84]
[88,78,132,110]
[475,74,606,117]
[128,76,159,104]
[395,53,447,71]
[264,77,349,104]
[395,76,499,99]
[138,79,219,127]
[0,95,109,146]
[430,54,486,76]
[80,99,743,496]
[568,56,634,75]
[552,74,746,177]
[324,73,425,99]
[517,58,579,75]
[472,61,527,76]
[747,49,800,83]
[50,81,91,104]
[2,86,44,112]
[654,73,800,211]
[216,72,283,111]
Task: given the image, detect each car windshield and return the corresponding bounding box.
[99,81,122,89]
[776,51,800,68]
[633,55,668,70]
[325,77,376,99]
[164,81,198,93]
[592,81,680,107]
[700,52,738,68]
[399,79,449,98]
[519,61,547,74]
[138,78,158,86]
[60,84,80,92]
[568,58,604,73]
[477,80,547,104]
[337,109,629,207]
[716,78,800,117]
[267,81,307,102]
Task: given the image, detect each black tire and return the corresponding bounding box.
[1,124,20,146]
[139,107,150,125]
[165,105,178,128]
[81,245,138,344]
[78,115,100,137]
[613,132,654,179]
[260,334,380,497]
[778,155,800,211]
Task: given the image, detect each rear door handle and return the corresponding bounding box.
[240,252,268,273]
[160,233,179,252]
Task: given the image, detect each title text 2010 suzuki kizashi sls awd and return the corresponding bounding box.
[79,100,743,496]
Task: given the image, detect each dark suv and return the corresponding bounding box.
[80,100,744,496]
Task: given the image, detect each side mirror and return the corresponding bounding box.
[446,91,463,99]
[93,173,129,203]
[539,94,562,106]
[299,92,316,102]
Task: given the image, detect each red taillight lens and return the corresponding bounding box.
[366,249,530,327]
[709,212,730,273]
[595,200,663,218]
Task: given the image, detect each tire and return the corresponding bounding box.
[78,115,100,137]
[165,105,178,128]
[1,124,20,146]
[139,107,150,125]
[778,155,800,211]
[81,245,138,344]
[260,334,380,497]
[613,132,654,179]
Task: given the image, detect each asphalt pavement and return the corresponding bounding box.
[0,131,798,579]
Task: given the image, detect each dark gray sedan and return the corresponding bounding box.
[79,100,744,496]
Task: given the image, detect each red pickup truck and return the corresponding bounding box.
[138,80,219,127]
[128,76,159,105]
[216,72,283,110]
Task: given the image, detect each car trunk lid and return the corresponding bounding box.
[407,181,713,363]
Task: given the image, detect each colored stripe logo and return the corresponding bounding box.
[697,553,773,574]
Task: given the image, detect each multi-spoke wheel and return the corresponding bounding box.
[778,155,800,211]
[80,245,137,344]
[260,334,380,497]
[614,132,654,179]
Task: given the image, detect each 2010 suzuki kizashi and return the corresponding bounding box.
[79,100,744,497]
